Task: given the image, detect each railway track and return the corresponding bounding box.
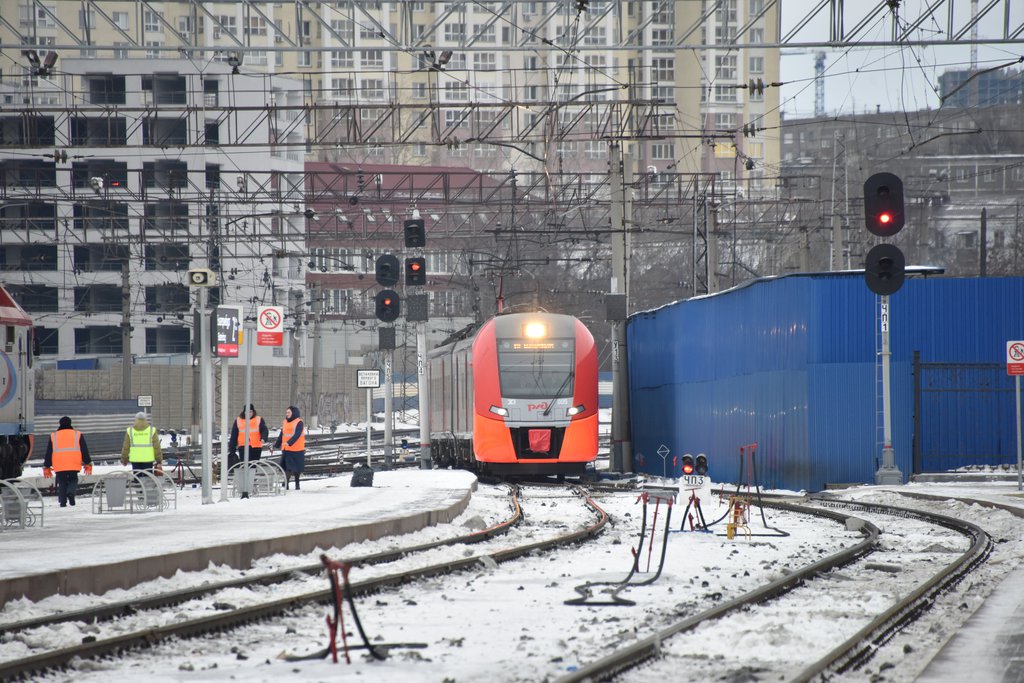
[0,484,608,680]
[558,496,992,683]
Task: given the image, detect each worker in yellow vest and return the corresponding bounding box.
[273,405,305,490]
[43,416,92,507]
[228,404,269,468]
[121,412,163,471]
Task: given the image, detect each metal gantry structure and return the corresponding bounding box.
[1,0,1021,51]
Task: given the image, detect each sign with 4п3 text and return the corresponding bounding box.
[1008,341,1024,376]
[257,306,284,347]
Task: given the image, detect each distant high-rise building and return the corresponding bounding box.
[939,67,1024,107]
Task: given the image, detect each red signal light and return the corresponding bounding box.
[681,454,695,475]
[383,297,392,306]
[409,261,421,272]
[878,212,891,224]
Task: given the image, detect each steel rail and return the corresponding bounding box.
[0,484,521,638]
[557,500,881,683]
[0,485,607,680]
[790,497,993,681]
[557,497,991,683]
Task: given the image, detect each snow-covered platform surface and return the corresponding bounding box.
[0,468,477,606]
[903,481,1024,683]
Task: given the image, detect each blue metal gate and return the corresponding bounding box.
[913,352,1017,473]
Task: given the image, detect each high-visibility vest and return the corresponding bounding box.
[236,416,263,448]
[127,425,157,463]
[51,430,83,471]
[281,419,305,452]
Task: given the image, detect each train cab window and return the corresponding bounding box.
[497,343,574,398]
[5,326,13,352]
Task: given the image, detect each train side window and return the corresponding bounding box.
[26,329,34,367]
[5,326,13,352]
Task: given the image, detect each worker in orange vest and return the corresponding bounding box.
[273,405,305,490]
[43,416,92,507]
[228,404,269,468]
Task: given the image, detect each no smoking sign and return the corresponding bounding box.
[1008,341,1024,376]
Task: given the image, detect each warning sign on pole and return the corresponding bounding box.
[257,306,284,346]
[1008,340,1024,376]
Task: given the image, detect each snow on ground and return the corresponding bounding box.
[4,474,1024,682]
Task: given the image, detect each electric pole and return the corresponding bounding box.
[121,261,131,399]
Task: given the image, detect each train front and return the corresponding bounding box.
[472,313,598,475]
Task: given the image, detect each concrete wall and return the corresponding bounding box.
[37,365,362,432]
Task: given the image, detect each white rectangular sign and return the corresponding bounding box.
[1008,340,1024,376]
[137,395,153,407]
[357,369,381,388]
[257,306,284,346]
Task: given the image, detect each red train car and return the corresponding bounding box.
[428,312,598,475]
[0,287,34,479]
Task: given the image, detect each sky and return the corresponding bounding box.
[778,1,1024,118]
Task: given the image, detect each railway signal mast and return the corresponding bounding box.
[863,173,905,485]
[403,217,431,469]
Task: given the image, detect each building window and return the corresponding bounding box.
[714,143,735,158]
[714,113,737,129]
[583,26,607,46]
[714,85,737,102]
[331,50,354,68]
[651,58,674,81]
[474,24,496,42]
[112,11,129,30]
[651,143,674,160]
[474,53,496,71]
[360,50,383,69]
[144,10,163,33]
[749,56,764,74]
[749,28,765,44]
[750,0,766,16]
[747,141,763,158]
[444,23,465,42]
[362,79,385,100]
[715,55,737,81]
[651,28,673,45]
[412,82,427,99]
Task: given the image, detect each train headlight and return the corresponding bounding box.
[566,404,585,416]
[489,405,509,417]
[523,321,547,339]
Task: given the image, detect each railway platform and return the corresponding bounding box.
[0,467,476,607]
[896,478,1024,683]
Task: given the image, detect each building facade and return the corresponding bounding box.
[0,57,306,364]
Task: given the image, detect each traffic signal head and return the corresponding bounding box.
[681,454,695,476]
[695,454,708,476]
[405,257,426,286]
[375,289,401,322]
[863,172,905,237]
[864,243,906,296]
[375,254,400,287]
[404,218,426,248]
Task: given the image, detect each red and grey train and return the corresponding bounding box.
[0,287,35,480]
[427,312,598,475]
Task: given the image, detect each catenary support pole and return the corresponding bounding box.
[610,143,633,473]
[121,261,131,400]
[241,315,256,498]
[219,358,229,501]
[199,287,214,504]
[310,282,321,430]
[417,322,431,469]
[366,386,372,467]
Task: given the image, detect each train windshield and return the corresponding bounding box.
[497,341,574,399]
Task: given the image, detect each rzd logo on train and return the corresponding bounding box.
[528,402,549,412]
